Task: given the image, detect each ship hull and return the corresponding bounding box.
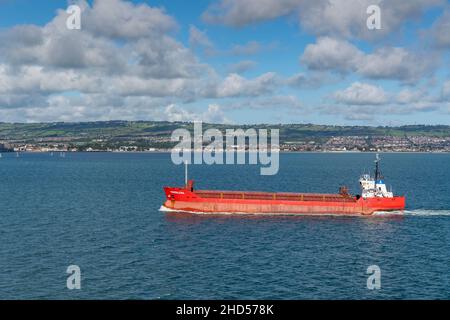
[163,187,405,216]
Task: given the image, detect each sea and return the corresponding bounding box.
[0,152,449,299]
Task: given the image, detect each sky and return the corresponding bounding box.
[0,0,449,125]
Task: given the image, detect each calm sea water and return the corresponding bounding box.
[0,152,449,299]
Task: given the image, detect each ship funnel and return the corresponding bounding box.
[186,179,194,191]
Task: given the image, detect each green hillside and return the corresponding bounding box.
[0,121,449,142]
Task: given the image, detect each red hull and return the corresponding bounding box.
[163,186,405,216]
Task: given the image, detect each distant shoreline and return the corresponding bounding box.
[2,121,450,153]
[3,150,449,154]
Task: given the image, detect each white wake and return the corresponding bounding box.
[367,209,450,217]
[402,209,450,216]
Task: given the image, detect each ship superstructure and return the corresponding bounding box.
[359,154,394,199]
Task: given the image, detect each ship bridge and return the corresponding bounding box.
[359,154,394,199]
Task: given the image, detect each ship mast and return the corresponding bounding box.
[374,153,380,189]
[184,160,188,186]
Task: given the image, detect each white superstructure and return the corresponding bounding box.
[359,154,393,198]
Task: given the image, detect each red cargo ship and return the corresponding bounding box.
[162,154,405,216]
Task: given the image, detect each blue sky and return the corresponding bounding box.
[0,0,449,125]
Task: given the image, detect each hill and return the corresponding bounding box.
[0,121,449,152]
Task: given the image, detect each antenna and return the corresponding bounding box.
[374,153,380,190]
[374,153,380,181]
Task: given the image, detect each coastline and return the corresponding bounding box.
[3,150,449,154]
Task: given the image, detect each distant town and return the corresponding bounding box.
[1,121,450,153]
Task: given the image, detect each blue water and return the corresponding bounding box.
[0,152,449,299]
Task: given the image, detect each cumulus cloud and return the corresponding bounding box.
[285,72,335,89]
[301,37,363,73]
[333,82,388,105]
[0,0,200,75]
[0,1,216,119]
[0,92,181,123]
[81,0,177,39]
[324,82,441,121]
[0,0,446,124]
[358,47,437,82]
[441,81,450,101]
[226,95,303,110]
[189,25,213,48]
[428,9,450,48]
[0,0,290,122]
[202,0,445,40]
[227,60,257,74]
[321,102,439,122]
[203,104,231,123]
[396,88,427,104]
[210,72,278,98]
[202,0,301,27]
[298,0,445,40]
[128,36,205,79]
[301,37,437,82]
[165,104,230,123]
[0,65,104,94]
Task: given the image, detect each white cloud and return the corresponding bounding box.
[82,0,177,39]
[426,8,450,48]
[358,47,436,82]
[212,72,278,98]
[396,88,426,104]
[0,0,290,123]
[0,1,199,75]
[301,37,363,73]
[202,0,301,27]
[298,0,445,40]
[285,72,334,89]
[128,36,204,79]
[165,104,230,123]
[0,0,215,121]
[320,101,439,122]
[164,104,194,122]
[203,104,231,123]
[189,25,213,48]
[0,0,446,124]
[333,82,388,105]
[301,37,436,82]
[227,95,303,110]
[441,81,450,100]
[227,60,257,74]
[202,0,445,40]
[324,82,442,121]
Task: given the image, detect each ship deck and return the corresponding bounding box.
[194,190,357,202]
